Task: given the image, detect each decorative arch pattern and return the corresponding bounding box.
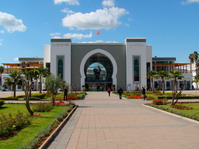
[80,49,118,90]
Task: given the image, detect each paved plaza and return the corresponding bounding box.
[48,92,199,149]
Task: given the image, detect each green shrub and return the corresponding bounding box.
[16,95,25,98]
[28,97,41,100]
[32,103,53,112]
[0,111,31,138]
[0,97,18,100]
[31,93,46,99]
[0,100,4,107]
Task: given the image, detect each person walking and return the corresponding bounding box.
[142,87,146,100]
[117,87,123,99]
[107,87,112,97]
[64,88,68,101]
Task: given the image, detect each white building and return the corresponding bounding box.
[44,38,152,91]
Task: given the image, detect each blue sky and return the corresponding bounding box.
[0,0,199,63]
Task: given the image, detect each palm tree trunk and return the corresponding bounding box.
[13,84,16,98]
[39,75,42,93]
[151,78,154,92]
[162,80,165,94]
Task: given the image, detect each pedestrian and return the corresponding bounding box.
[64,88,68,101]
[142,87,146,100]
[117,87,123,99]
[107,87,112,97]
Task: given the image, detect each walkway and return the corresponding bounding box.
[48,92,199,149]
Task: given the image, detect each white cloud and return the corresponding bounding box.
[54,0,79,5]
[62,7,128,30]
[50,32,61,36]
[63,32,92,39]
[182,0,199,4]
[102,0,115,7]
[13,57,19,61]
[0,12,26,33]
[0,30,5,34]
[61,8,74,14]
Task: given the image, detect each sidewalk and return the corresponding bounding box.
[47,92,199,149]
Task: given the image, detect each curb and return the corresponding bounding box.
[144,104,199,125]
[38,105,78,149]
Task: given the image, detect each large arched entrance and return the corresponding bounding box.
[80,49,117,91]
[84,53,113,91]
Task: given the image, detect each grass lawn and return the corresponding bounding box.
[150,103,199,121]
[0,103,70,149]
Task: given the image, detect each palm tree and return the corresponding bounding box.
[147,70,157,92]
[26,69,39,97]
[4,71,22,98]
[37,66,49,93]
[189,51,198,63]
[169,71,184,105]
[0,66,4,89]
[45,74,63,106]
[193,74,199,90]
[156,70,169,94]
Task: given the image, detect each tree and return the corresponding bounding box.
[27,69,39,97]
[193,74,199,90]
[37,67,49,93]
[22,71,34,116]
[0,66,4,89]
[169,71,184,105]
[60,80,69,93]
[45,74,63,106]
[147,70,157,92]
[4,71,22,98]
[156,70,169,94]
[189,51,198,63]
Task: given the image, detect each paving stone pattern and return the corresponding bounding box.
[48,92,199,149]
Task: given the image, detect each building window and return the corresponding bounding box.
[147,62,151,72]
[46,63,50,72]
[57,56,64,79]
[134,56,140,82]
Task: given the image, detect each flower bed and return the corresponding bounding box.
[146,96,156,100]
[55,101,70,106]
[153,100,167,105]
[128,96,142,99]
[54,96,81,101]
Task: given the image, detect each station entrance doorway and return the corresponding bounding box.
[84,53,113,91]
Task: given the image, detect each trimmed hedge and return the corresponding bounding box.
[0,97,18,100]
[158,96,199,99]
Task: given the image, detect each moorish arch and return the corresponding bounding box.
[80,49,118,91]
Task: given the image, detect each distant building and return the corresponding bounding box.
[1,57,43,91]
[152,57,193,90]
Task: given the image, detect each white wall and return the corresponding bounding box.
[126,39,151,90]
[44,45,51,68]
[50,40,71,85]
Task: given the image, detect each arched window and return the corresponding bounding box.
[57,56,64,79]
[134,56,140,81]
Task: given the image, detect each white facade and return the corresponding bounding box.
[126,39,152,90]
[49,39,71,86]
